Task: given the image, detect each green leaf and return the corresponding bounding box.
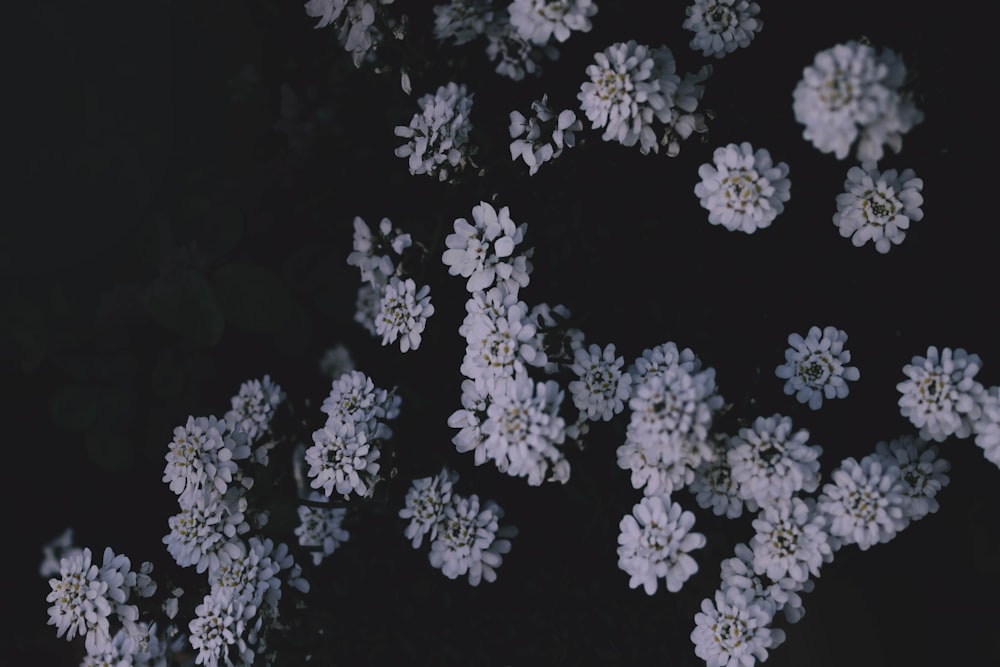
[143,270,225,346]
[212,262,296,334]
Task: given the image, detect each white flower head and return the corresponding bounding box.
[509,95,582,175]
[750,496,832,584]
[578,40,688,155]
[485,14,559,81]
[833,162,924,253]
[305,419,381,500]
[617,495,706,595]
[296,493,350,566]
[728,414,821,510]
[695,141,791,234]
[793,40,923,161]
[897,345,985,442]
[974,386,1000,468]
[568,342,632,422]
[428,493,517,585]
[442,201,532,294]
[507,0,597,46]
[346,216,412,288]
[375,276,434,352]
[690,434,751,519]
[394,81,476,182]
[224,375,285,461]
[434,0,494,45]
[691,587,785,667]
[818,454,908,551]
[775,325,860,410]
[399,467,459,548]
[683,0,762,58]
[873,434,950,525]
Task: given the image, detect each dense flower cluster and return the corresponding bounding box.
[695,141,791,234]
[683,0,763,58]
[395,81,477,181]
[897,346,985,442]
[774,325,860,410]
[793,40,923,161]
[578,40,712,155]
[617,494,706,594]
[832,162,924,253]
[401,467,517,585]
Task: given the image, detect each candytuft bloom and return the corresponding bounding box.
[833,162,924,253]
[775,325,860,410]
[695,142,790,234]
[897,346,985,442]
[683,0,762,59]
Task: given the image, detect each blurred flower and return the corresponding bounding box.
[509,95,582,175]
[434,0,493,45]
[296,493,351,565]
[833,162,924,253]
[793,40,923,161]
[507,0,597,45]
[873,435,950,525]
[683,0,762,58]
[974,386,1000,467]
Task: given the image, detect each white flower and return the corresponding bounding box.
[399,467,459,548]
[189,588,250,667]
[793,40,923,161]
[507,0,597,45]
[690,434,750,519]
[750,496,832,584]
[509,95,582,175]
[224,375,285,460]
[873,434,950,525]
[775,325,860,410]
[354,283,380,335]
[346,216,412,288]
[974,386,1000,467]
[818,454,908,551]
[40,527,76,578]
[47,547,155,657]
[433,0,493,45]
[617,495,706,595]
[163,415,251,509]
[481,372,569,485]
[728,414,822,510]
[296,493,351,566]
[394,81,476,181]
[460,298,545,396]
[163,489,249,573]
[320,369,399,438]
[306,419,382,499]
[832,162,924,253]
[485,15,559,81]
[719,542,812,625]
[375,276,434,352]
[691,587,785,667]
[304,0,348,29]
[683,0,762,58]
[694,141,791,234]
[577,40,685,155]
[442,201,532,293]
[897,345,985,442]
[428,494,517,585]
[568,342,631,422]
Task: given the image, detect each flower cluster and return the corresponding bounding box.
[47,546,157,657]
[509,94,583,175]
[395,81,477,181]
[306,369,400,499]
[832,162,924,253]
[507,0,597,46]
[617,494,706,595]
[578,40,712,155]
[347,216,434,352]
[683,0,763,59]
[793,40,923,162]
[304,0,399,67]
[400,466,517,585]
[225,375,286,464]
[897,345,985,442]
[774,325,860,410]
[694,141,791,234]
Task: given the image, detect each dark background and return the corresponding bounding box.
[6,1,997,666]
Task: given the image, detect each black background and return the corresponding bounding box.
[6,1,997,666]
